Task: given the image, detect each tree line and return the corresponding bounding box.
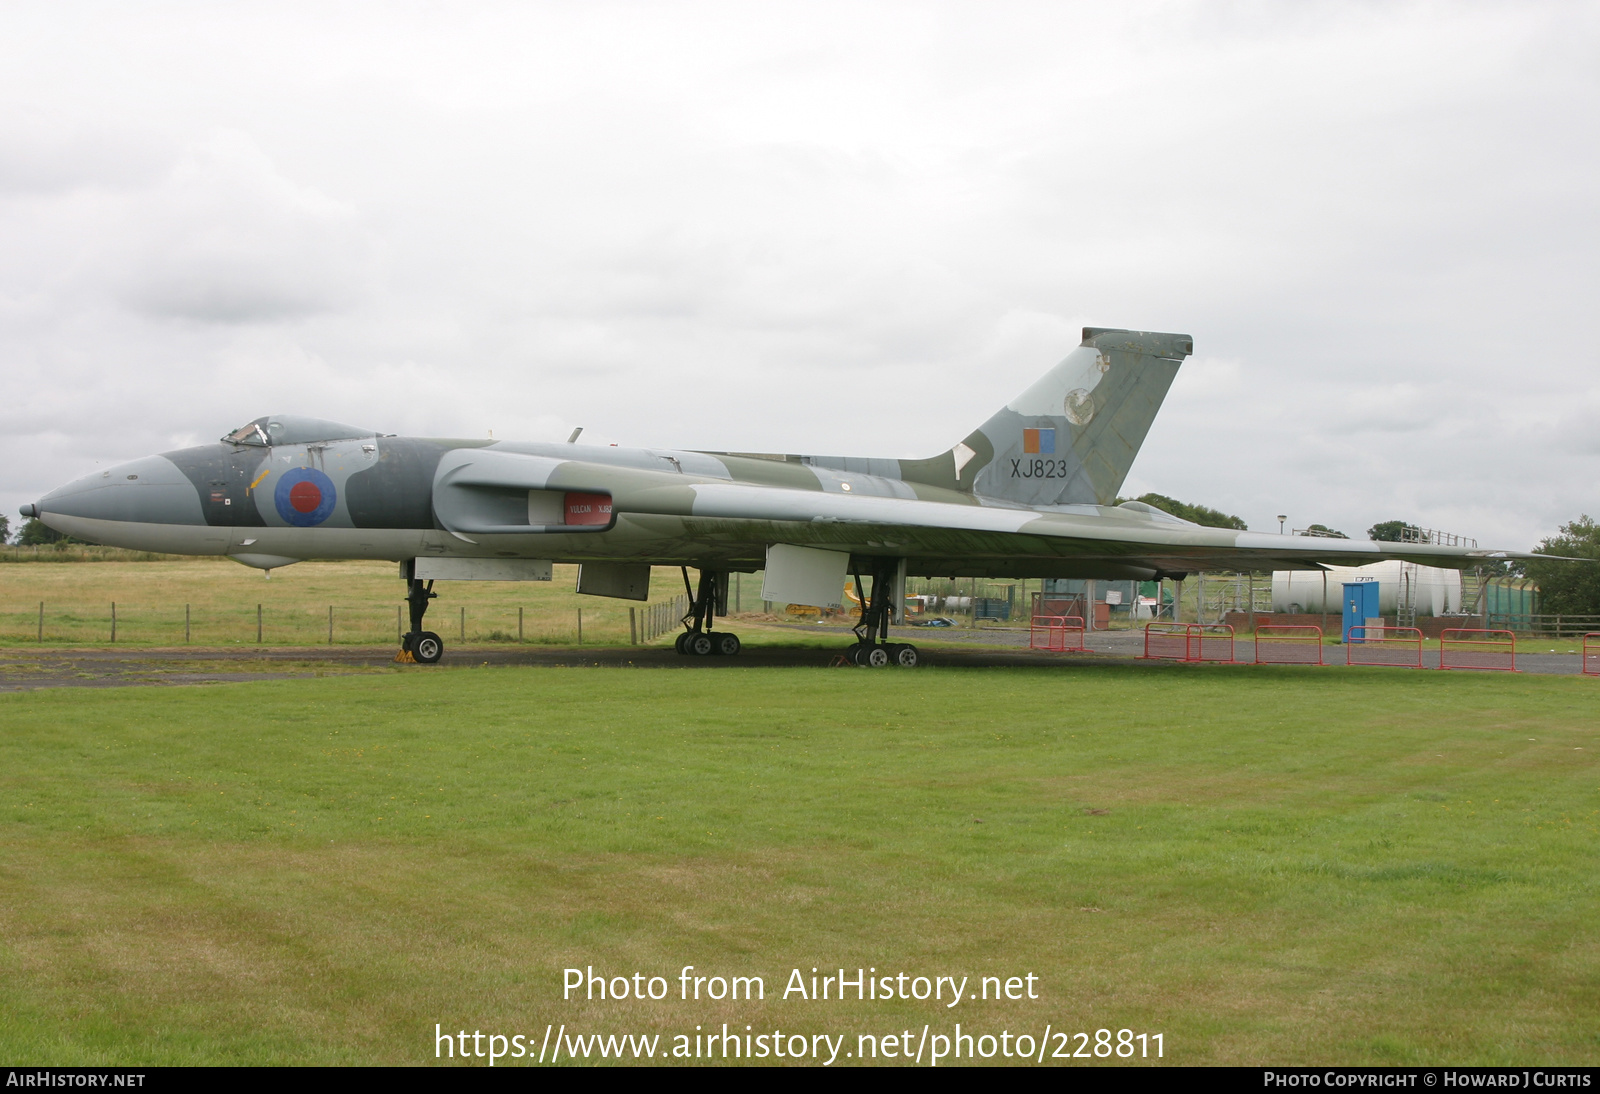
[0,516,75,546]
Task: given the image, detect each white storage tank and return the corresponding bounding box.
[1271,561,1461,616]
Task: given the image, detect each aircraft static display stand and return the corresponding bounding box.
[21,328,1556,667]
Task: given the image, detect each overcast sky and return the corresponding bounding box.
[3,1,1596,548]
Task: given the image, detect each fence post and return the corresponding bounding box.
[328,605,334,645]
[111,602,116,643]
[630,606,637,645]
[257,604,262,644]
[397,605,402,643]
[518,606,524,642]
[577,608,583,645]
[38,601,43,642]
[459,606,465,641]
[185,603,190,644]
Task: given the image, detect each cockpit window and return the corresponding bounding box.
[224,419,272,446]
[222,415,376,447]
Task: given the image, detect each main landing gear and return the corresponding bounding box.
[675,567,743,657]
[396,570,444,664]
[846,559,919,668]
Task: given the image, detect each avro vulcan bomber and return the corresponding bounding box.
[22,328,1535,665]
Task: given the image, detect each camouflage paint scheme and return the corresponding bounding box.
[25,329,1533,580]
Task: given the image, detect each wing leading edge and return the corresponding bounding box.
[673,480,1545,579]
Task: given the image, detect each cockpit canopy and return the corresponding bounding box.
[222,414,378,447]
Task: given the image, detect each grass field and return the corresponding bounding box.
[0,558,1049,651]
[0,559,744,648]
[2,661,1597,1066]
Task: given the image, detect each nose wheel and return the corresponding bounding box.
[396,569,445,664]
[408,631,444,664]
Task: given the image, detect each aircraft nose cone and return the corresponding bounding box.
[36,454,205,533]
[19,502,38,518]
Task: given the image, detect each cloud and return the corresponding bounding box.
[0,107,169,196]
[109,131,367,323]
[1,3,1598,551]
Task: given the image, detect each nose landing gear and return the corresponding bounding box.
[396,568,444,664]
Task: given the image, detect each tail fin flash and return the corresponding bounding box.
[903,328,1191,505]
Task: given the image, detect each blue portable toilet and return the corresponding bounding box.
[1342,580,1381,643]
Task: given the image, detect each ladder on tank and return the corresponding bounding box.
[1394,562,1418,629]
[1459,567,1486,617]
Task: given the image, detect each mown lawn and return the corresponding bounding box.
[0,560,713,648]
[1,663,1596,1065]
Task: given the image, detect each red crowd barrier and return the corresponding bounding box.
[1030,615,1088,652]
[1143,622,1190,660]
[1346,625,1424,668]
[1142,622,1235,663]
[1254,625,1324,666]
[1585,633,1600,676]
[1440,628,1517,672]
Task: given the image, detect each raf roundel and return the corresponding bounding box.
[273,467,338,527]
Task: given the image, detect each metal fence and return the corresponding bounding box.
[1254,625,1324,665]
[1142,623,1235,663]
[12,600,414,645]
[1439,628,1517,672]
[634,595,689,644]
[8,600,648,647]
[1485,613,1600,637]
[1028,615,1087,652]
[1345,626,1424,668]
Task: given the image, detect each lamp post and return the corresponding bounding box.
[1277,514,1287,535]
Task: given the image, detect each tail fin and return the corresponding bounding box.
[901,327,1191,505]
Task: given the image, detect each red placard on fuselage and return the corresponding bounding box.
[564,493,612,526]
